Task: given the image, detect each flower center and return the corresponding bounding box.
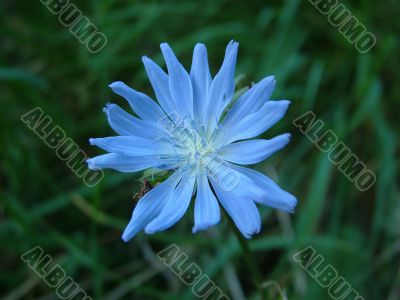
[186,133,217,170]
[162,117,219,171]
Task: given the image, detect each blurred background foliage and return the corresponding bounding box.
[1,0,399,299]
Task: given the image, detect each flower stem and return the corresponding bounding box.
[223,209,270,300]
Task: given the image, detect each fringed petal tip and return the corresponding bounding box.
[86,158,95,169]
[141,56,149,64]
[191,220,220,234]
[262,75,276,89]
[144,226,156,235]
[279,99,291,108]
[242,231,256,240]
[227,40,239,50]
[247,225,262,239]
[193,43,207,52]
[284,132,292,141]
[121,231,132,243]
[274,191,298,214]
[102,102,113,113]
[287,195,298,213]
[159,42,169,50]
[242,223,262,239]
[85,157,103,171]
[266,74,276,80]
[108,81,124,90]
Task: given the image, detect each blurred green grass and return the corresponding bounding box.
[1,0,399,299]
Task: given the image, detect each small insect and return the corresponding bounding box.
[133,179,154,202]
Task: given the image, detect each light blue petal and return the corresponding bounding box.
[222,76,275,128]
[232,164,298,213]
[205,41,238,131]
[89,136,180,157]
[192,173,220,233]
[190,43,212,123]
[87,153,159,172]
[211,176,260,239]
[214,100,290,146]
[122,171,182,242]
[160,43,193,118]
[145,170,196,234]
[109,81,165,122]
[142,56,177,118]
[103,103,160,139]
[219,134,291,165]
[207,160,264,199]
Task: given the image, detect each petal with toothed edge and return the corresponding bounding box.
[122,171,182,242]
[89,136,181,157]
[222,76,275,128]
[192,172,220,233]
[231,164,297,213]
[190,43,212,123]
[103,103,160,139]
[208,161,264,202]
[142,56,177,118]
[145,169,196,234]
[160,43,193,118]
[208,161,296,213]
[214,100,290,147]
[211,177,260,239]
[205,41,238,132]
[108,81,165,122]
[87,153,162,173]
[219,134,291,165]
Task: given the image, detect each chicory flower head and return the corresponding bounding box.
[87,41,297,241]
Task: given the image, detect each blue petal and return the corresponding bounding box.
[87,153,159,172]
[206,41,238,131]
[207,160,264,199]
[103,103,160,139]
[160,43,193,118]
[190,43,212,123]
[145,170,196,234]
[109,81,165,122]
[89,136,179,157]
[214,100,290,146]
[142,56,177,118]
[232,164,298,213]
[192,173,220,233]
[219,134,291,165]
[122,171,182,242]
[222,76,275,128]
[211,176,260,239]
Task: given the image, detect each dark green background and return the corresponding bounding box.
[1,0,399,299]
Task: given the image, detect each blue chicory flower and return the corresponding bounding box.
[87,41,297,241]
